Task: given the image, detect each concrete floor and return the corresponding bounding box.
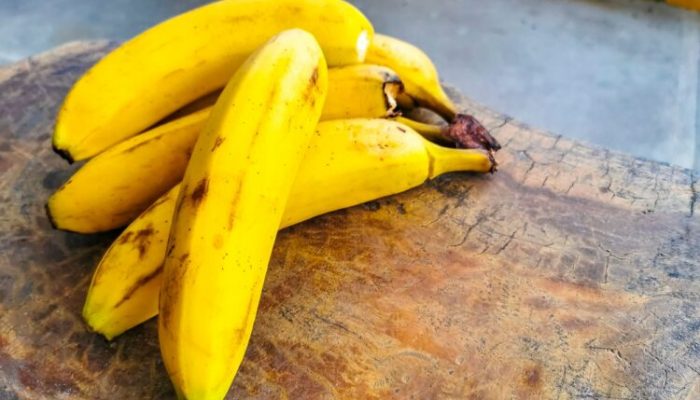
[1,0,699,170]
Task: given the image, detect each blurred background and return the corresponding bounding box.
[1,0,698,170]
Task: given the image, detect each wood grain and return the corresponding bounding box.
[0,42,698,399]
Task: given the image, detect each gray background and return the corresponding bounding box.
[1,0,698,170]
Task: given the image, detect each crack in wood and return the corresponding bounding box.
[495,228,519,255]
[487,116,512,132]
[449,214,486,247]
[564,177,578,195]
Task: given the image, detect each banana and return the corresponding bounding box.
[166,64,404,122]
[52,0,372,162]
[83,119,494,340]
[48,108,209,233]
[161,91,222,123]
[47,65,404,233]
[366,33,457,121]
[324,64,403,120]
[158,29,327,400]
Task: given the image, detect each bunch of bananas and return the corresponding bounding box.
[47,0,500,398]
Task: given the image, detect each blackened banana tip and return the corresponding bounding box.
[52,143,74,164]
[445,113,501,153]
[45,202,58,230]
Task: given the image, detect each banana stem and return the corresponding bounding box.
[393,114,501,172]
[393,114,501,156]
[444,114,501,152]
[423,140,496,177]
[392,116,449,144]
[396,92,419,112]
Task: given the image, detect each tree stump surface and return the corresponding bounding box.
[0,42,698,399]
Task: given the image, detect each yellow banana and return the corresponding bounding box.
[83,119,494,340]
[324,64,403,120]
[47,65,405,233]
[158,29,327,400]
[161,91,222,123]
[166,64,403,122]
[52,0,372,162]
[48,108,208,233]
[366,33,457,121]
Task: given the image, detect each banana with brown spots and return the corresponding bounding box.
[47,64,404,234]
[157,29,328,400]
[52,0,373,162]
[84,119,494,340]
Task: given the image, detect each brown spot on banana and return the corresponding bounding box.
[190,178,208,207]
[309,66,319,87]
[303,66,321,106]
[160,252,189,330]
[123,134,164,154]
[211,136,225,152]
[131,224,155,259]
[159,276,175,330]
[227,180,244,231]
[113,265,163,309]
[117,231,133,244]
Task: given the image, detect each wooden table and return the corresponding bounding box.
[0,42,698,399]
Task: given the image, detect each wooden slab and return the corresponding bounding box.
[0,42,698,399]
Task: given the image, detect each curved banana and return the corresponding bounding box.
[366,33,457,121]
[158,29,327,400]
[53,0,372,162]
[83,119,494,340]
[48,108,208,233]
[47,64,405,233]
[167,64,404,122]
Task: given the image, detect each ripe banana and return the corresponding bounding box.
[158,29,327,400]
[366,33,457,121]
[47,64,404,233]
[83,119,494,340]
[48,108,209,233]
[324,64,402,120]
[52,0,372,162]
[167,64,404,122]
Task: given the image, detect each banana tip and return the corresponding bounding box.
[489,153,499,174]
[45,202,59,230]
[52,143,74,164]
